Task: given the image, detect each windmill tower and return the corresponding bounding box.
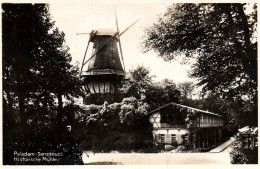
[80,11,139,105]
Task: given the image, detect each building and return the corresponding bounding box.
[80,28,125,105]
[148,102,224,149]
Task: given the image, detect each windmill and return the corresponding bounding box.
[79,8,140,105]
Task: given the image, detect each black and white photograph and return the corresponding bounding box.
[1,0,258,165]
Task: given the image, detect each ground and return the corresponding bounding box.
[82,137,234,165]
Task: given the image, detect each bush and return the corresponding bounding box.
[175,145,186,152]
[165,145,174,151]
[230,127,258,164]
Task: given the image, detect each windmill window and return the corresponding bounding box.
[160,134,165,143]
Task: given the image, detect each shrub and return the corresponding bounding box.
[175,145,186,152]
[230,127,258,164]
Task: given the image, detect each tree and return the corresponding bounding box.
[2,4,81,127]
[121,66,181,110]
[3,4,36,125]
[2,4,83,164]
[178,81,195,100]
[146,79,181,109]
[119,97,149,125]
[142,3,257,104]
[122,65,154,100]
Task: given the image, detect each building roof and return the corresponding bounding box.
[148,102,223,117]
[90,28,118,41]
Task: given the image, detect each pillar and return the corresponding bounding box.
[202,129,205,149]
[218,128,222,142]
[192,131,196,149]
[197,129,201,148]
[214,129,217,146]
[216,128,218,145]
[206,129,209,147]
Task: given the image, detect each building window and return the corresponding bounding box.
[171,134,176,142]
[160,134,165,143]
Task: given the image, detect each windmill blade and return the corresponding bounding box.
[119,19,140,37]
[82,19,140,67]
[114,5,120,32]
[114,5,125,72]
[80,39,91,76]
[118,38,125,72]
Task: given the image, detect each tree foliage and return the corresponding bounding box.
[119,97,149,125]
[2,4,82,164]
[2,4,81,127]
[74,98,152,152]
[142,3,257,101]
[122,65,181,110]
[177,81,195,100]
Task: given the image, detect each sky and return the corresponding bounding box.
[49,0,198,84]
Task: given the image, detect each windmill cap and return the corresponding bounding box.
[90,28,119,41]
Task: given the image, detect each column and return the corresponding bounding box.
[192,131,196,149]
[206,129,209,147]
[202,129,205,149]
[213,129,216,146]
[197,129,201,148]
[218,128,222,142]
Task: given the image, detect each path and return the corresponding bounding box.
[83,137,235,165]
[83,152,232,164]
[209,137,235,153]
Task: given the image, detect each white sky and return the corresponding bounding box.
[49,0,198,84]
